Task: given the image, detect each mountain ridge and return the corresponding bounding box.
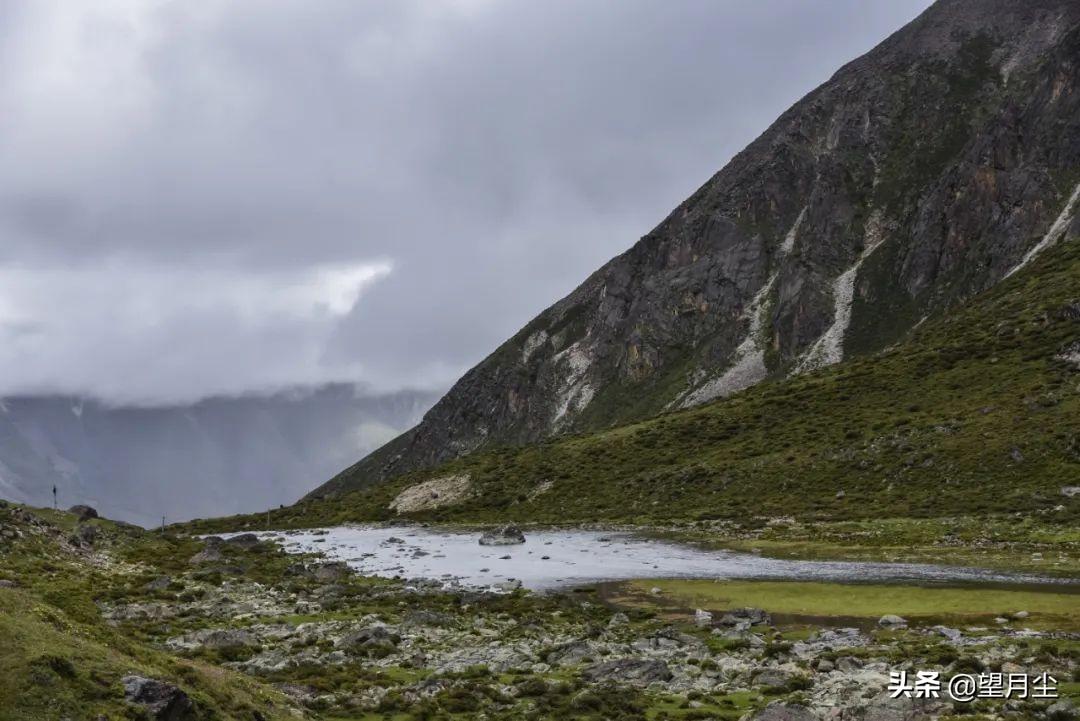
[311,0,1080,501]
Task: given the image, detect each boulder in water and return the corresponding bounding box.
[478,525,526,546]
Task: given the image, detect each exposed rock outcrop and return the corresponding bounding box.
[313,0,1080,499]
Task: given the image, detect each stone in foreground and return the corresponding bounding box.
[478,525,526,546]
[122,675,196,720]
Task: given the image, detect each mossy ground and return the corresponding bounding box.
[606,579,1080,632]
[3,502,1079,720]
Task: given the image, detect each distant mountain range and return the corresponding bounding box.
[312,0,1080,501]
[0,385,435,526]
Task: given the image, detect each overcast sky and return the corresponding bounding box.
[0,0,934,406]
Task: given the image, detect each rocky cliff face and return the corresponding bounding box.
[312,0,1080,499]
[0,386,434,526]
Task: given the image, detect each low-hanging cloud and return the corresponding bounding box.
[0,260,391,404]
[0,0,934,405]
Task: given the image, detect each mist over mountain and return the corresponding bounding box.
[0,385,434,527]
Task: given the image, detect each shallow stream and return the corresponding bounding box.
[235,525,1071,592]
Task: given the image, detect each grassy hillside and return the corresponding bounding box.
[190,235,1080,537]
[0,506,299,721]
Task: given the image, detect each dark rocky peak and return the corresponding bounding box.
[311,0,1080,499]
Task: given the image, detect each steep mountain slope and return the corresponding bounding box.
[0,386,434,526]
[243,225,1079,531]
[313,0,1080,499]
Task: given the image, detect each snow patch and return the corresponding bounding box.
[1005,181,1080,279]
[795,210,887,374]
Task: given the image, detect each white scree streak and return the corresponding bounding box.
[1005,180,1080,279]
[795,209,887,374]
[678,206,807,408]
[551,342,595,425]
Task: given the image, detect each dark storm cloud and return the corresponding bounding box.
[0,0,934,404]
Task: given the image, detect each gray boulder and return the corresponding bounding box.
[748,702,818,721]
[224,533,261,549]
[70,523,99,547]
[581,658,672,686]
[312,562,350,582]
[188,547,224,565]
[719,607,771,626]
[68,505,98,522]
[337,626,400,651]
[402,610,455,628]
[479,525,526,546]
[122,675,196,720]
[754,668,795,688]
[144,576,172,592]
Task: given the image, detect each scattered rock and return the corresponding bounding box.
[144,576,172,592]
[478,525,526,546]
[275,683,318,702]
[548,640,596,666]
[694,608,713,626]
[122,675,196,720]
[312,562,350,582]
[719,607,771,626]
[1009,447,1024,463]
[933,625,962,642]
[70,523,98,547]
[1046,699,1076,721]
[608,612,629,628]
[878,614,907,627]
[0,579,17,589]
[188,547,224,565]
[747,702,817,721]
[1062,486,1080,498]
[168,628,256,651]
[225,533,261,548]
[402,610,455,628]
[337,626,400,651]
[835,656,863,672]
[68,505,98,522]
[581,658,672,687]
[754,668,795,688]
[1011,610,1029,619]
